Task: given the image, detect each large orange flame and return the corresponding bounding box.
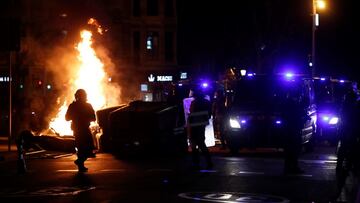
[49,28,118,136]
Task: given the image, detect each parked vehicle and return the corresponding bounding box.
[224,73,317,154]
[108,101,188,157]
[313,77,357,145]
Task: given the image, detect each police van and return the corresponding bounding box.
[313,77,358,145]
[224,73,317,154]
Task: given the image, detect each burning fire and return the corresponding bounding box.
[49,21,119,136]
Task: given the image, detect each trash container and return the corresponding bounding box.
[109,101,187,157]
[96,105,126,152]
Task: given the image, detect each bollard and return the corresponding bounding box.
[16,130,34,174]
[16,135,27,173]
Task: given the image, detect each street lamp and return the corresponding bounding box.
[311,0,326,77]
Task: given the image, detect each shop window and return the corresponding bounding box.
[146,32,159,59]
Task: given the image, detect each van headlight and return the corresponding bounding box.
[328,117,339,125]
[275,120,282,125]
[229,117,241,129]
[321,114,339,125]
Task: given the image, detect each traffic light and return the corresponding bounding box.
[33,79,43,88]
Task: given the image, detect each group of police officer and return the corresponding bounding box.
[186,85,360,201]
[335,89,360,202]
[186,86,307,173]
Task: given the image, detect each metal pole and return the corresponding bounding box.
[311,0,316,78]
[8,51,12,151]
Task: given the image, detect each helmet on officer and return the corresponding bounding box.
[75,89,87,102]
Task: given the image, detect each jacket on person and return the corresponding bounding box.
[65,101,96,131]
[188,95,211,127]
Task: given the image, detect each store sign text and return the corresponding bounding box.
[148,74,173,82]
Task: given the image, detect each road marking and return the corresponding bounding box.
[100,169,125,173]
[53,153,74,159]
[25,150,46,155]
[238,171,265,175]
[323,160,337,164]
[0,186,96,197]
[56,169,126,173]
[220,157,246,161]
[300,159,337,164]
[56,169,79,172]
[179,192,290,203]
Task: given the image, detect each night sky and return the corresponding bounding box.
[1,0,359,81]
[177,0,360,81]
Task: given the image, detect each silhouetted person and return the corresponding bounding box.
[212,89,226,149]
[16,130,34,173]
[188,90,213,169]
[283,91,305,174]
[335,90,360,201]
[66,89,96,172]
[166,88,178,106]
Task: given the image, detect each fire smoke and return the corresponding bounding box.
[45,19,122,135]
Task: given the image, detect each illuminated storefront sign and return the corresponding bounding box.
[157,75,172,82]
[180,72,187,79]
[0,77,10,82]
[148,74,155,82]
[147,74,173,82]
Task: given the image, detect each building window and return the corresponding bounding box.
[133,31,140,63]
[146,32,159,59]
[132,0,141,16]
[164,0,174,17]
[146,35,153,50]
[147,0,158,16]
[165,31,174,62]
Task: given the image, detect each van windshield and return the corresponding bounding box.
[232,77,302,110]
[314,81,353,105]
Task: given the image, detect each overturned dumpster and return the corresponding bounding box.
[96,105,126,152]
[108,101,188,157]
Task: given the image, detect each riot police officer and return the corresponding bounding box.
[335,90,360,201]
[65,89,96,172]
[188,89,213,169]
[282,90,305,174]
[212,89,226,149]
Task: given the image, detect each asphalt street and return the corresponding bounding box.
[0,145,348,203]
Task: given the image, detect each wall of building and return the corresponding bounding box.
[0,0,179,134]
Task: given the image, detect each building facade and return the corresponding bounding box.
[0,0,178,135]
